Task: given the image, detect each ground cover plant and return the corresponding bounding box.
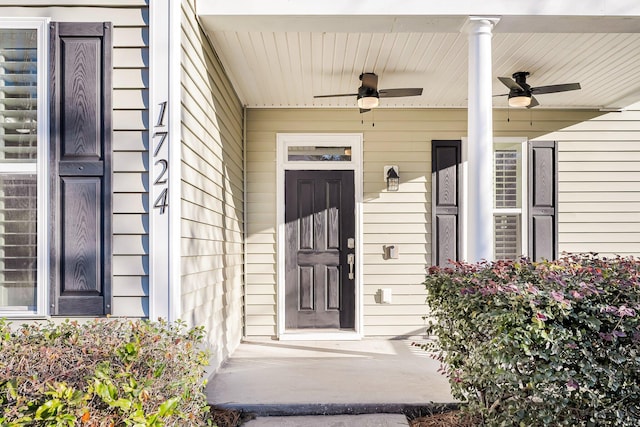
[423,254,640,426]
[0,318,215,426]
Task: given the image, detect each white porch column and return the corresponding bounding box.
[467,17,499,263]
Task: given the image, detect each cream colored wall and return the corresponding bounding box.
[245,107,604,337]
[0,1,150,316]
[537,102,640,257]
[180,0,245,370]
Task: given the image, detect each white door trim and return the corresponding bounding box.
[276,133,363,340]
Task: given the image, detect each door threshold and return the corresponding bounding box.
[279,329,362,341]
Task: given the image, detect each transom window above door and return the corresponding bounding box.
[287,146,352,162]
[279,134,361,170]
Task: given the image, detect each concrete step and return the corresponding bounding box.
[217,402,455,417]
[243,413,410,427]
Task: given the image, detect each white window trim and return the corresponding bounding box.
[493,140,528,259]
[276,133,363,340]
[0,17,50,318]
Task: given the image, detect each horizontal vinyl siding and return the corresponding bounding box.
[245,107,603,337]
[180,0,244,372]
[537,103,640,257]
[110,7,149,317]
[0,2,150,317]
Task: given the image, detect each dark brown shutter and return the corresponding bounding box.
[49,22,112,315]
[528,141,558,261]
[432,140,461,266]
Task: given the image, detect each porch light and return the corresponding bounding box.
[357,94,379,109]
[386,166,399,191]
[357,84,379,109]
[508,93,531,107]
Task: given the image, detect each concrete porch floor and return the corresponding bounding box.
[206,338,456,419]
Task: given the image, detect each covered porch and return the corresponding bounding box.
[195,0,640,341]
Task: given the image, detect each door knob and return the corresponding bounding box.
[347,253,355,280]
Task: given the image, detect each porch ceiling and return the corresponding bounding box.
[198,1,640,111]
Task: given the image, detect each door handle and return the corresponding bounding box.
[347,253,355,280]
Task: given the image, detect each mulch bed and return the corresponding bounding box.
[209,406,255,427]
[409,410,479,427]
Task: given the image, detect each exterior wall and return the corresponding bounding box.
[0,1,150,316]
[180,0,245,370]
[540,102,640,257]
[245,108,603,337]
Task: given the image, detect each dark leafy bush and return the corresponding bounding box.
[0,318,214,426]
[423,254,640,426]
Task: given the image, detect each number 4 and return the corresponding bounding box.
[154,188,168,214]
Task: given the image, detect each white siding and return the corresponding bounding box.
[0,1,150,317]
[246,108,604,337]
[180,0,244,371]
[538,103,640,257]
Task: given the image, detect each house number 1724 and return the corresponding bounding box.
[153,101,169,214]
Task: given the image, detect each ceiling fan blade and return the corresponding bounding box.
[527,96,540,109]
[531,83,581,95]
[498,76,524,91]
[378,88,423,98]
[359,108,371,114]
[493,93,509,97]
[314,93,358,98]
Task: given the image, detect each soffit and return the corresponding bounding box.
[198,10,640,110]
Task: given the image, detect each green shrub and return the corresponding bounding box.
[423,254,640,426]
[0,318,214,426]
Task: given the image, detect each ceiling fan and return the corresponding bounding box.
[314,72,423,112]
[496,71,581,108]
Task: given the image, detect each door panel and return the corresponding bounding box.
[285,170,355,329]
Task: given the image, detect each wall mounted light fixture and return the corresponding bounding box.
[385,165,399,191]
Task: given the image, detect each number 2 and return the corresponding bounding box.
[154,159,168,184]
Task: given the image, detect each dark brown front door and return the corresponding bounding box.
[285,170,355,329]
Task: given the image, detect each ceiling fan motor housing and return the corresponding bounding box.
[359,72,378,89]
[510,71,532,98]
[512,71,530,85]
[358,85,378,98]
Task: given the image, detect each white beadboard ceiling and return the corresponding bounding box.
[198,3,640,110]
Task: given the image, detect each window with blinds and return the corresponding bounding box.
[0,28,38,311]
[495,151,518,209]
[494,148,521,260]
[494,214,520,260]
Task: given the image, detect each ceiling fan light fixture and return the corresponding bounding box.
[357,94,379,109]
[498,71,581,109]
[508,93,531,107]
